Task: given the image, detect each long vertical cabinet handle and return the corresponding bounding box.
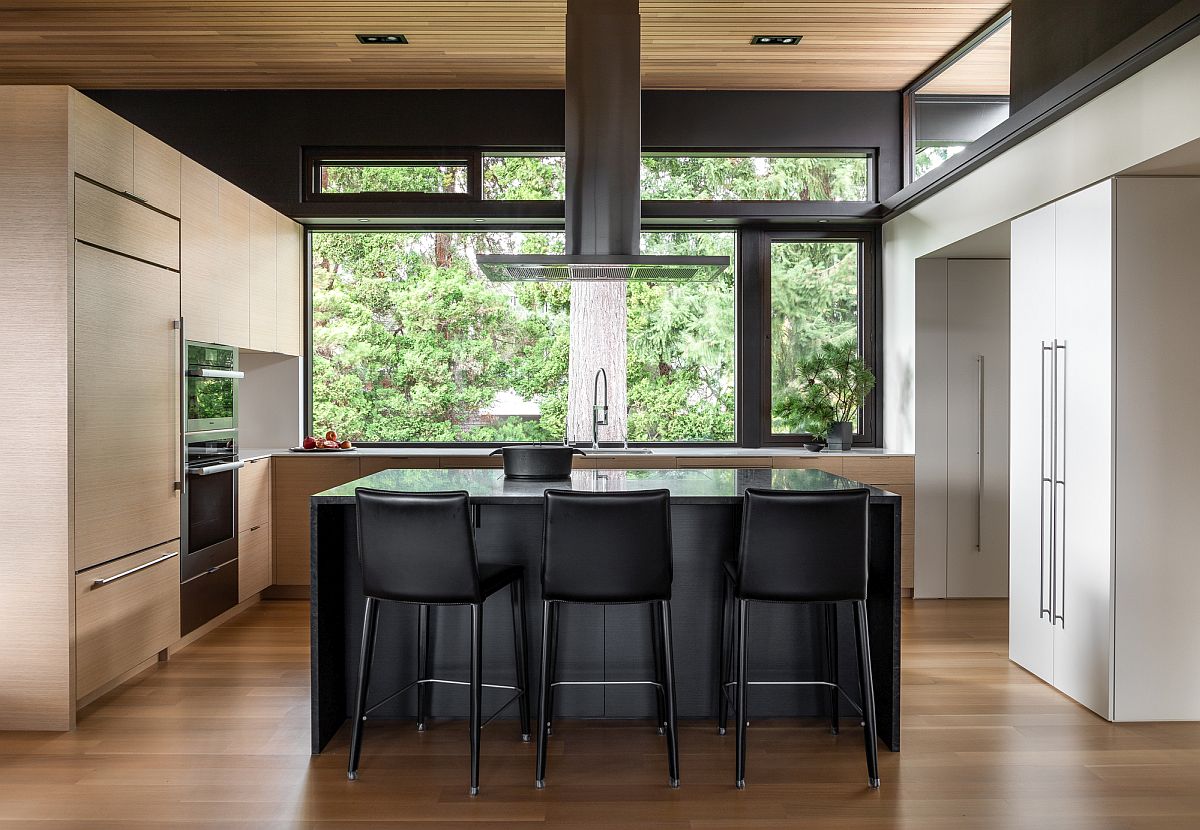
[1049,338,1060,626]
[976,355,985,551]
[1054,340,1067,629]
[174,317,185,493]
[1039,341,1053,620]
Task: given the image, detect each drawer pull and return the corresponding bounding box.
[249,524,262,532]
[92,551,178,588]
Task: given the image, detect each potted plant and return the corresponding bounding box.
[772,343,875,451]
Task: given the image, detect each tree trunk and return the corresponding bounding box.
[568,281,627,445]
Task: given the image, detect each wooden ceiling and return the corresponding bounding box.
[920,18,1011,95]
[0,1,1011,92]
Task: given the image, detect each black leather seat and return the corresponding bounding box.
[348,489,531,797]
[535,488,680,789]
[718,487,880,790]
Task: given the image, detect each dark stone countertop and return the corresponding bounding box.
[312,466,900,505]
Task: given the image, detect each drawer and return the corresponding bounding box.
[841,455,915,486]
[359,456,438,475]
[439,456,503,469]
[238,523,271,602]
[238,457,271,532]
[181,557,237,636]
[75,541,180,700]
[677,456,771,469]
[75,177,180,270]
[576,454,678,469]
[772,456,844,474]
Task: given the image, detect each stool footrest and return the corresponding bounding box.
[365,677,523,717]
[719,679,865,718]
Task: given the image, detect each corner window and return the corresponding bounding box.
[907,10,1011,182]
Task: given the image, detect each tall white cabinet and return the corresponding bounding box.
[1009,177,1200,721]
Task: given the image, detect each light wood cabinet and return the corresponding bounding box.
[249,197,278,352]
[73,242,181,572]
[771,455,844,474]
[576,454,677,469]
[238,524,271,602]
[272,456,361,586]
[359,456,436,475]
[74,177,180,270]
[75,541,180,700]
[238,457,271,532]
[217,180,250,348]
[678,456,770,469]
[181,157,220,344]
[276,215,303,356]
[132,128,180,217]
[71,91,133,195]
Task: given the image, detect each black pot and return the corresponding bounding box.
[489,444,586,480]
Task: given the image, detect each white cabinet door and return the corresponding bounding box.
[946,259,1010,597]
[1051,181,1114,718]
[1009,205,1056,682]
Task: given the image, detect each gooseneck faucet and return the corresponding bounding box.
[592,368,608,450]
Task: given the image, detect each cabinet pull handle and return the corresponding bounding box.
[92,551,178,587]
[249,524,262,532]
[1039,341,1053,621]
[124,190,149,204]
[1054,341,1067,628]
[175,317,185,493]
[976,354,984,551]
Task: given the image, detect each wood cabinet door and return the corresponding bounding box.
[271,457,360,586]
[217,180,250,349]
[75,540,180,700]
[132,128,181,217]
[1052,180,1114,718]
[1008,204,1056,684]
[71,92,133,195]
[180,157,220,344]
[238,456,271,532]
[74,177,179,270]
[238,523,271,602]
[74,243,181,571]
[248,198,277,352]
[275,216,303,357]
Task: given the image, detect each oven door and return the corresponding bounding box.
[184,462,241,578]
[186,373,237,433]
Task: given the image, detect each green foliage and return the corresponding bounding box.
[772,342,876,439]
[312,158,860,443]
[641,156,868,201]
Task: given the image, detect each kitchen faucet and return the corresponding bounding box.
[592,368,608,450]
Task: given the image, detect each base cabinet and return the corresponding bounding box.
[75,542,181,701]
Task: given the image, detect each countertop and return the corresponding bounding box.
[311,466,901,505]
[242,445,912,463]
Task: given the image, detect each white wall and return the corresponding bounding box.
[238,351,302,449]
[883,32,1200,452]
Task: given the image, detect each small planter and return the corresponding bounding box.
[804,441,826,453]
[825,421,853,452]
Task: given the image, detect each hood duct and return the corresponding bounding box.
[477,0,729,283]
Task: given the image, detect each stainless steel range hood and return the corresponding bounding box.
[477,0,729,283]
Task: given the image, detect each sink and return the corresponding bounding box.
[583,447,654,455]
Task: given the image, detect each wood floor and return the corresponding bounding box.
[1,599,1198,828]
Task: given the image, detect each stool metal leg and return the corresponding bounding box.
[469,603,483,797]
[535,600,554,789]
[717,575,732,735]
[853,600,880,789]
[348,596,380,781]
[659,600,681,788]
[734,598,749,790]
[824,603,840,735]
[416,603,430,731]
[545,601,559,737]
[651,601,667,736]
[510,577,532,742]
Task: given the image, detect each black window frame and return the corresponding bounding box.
[902,7,1012,185]
[303,146,482,202]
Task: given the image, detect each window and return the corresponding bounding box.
[483,153,565,200]
[310,229,736,443]
[907,10,1012,182]
[641,153,871,201]
[304,149,480,200]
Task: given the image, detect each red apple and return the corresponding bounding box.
[302,436,317,450]
[325,430,338,442]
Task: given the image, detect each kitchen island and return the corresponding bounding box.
[309,467,902,754]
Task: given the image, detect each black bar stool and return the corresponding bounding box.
[535,488,680,789]
[717,487,880,789]
[348,489,532,796]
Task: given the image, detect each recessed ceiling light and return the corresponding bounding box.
[751,35,802,45]
[356,34,409,44]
